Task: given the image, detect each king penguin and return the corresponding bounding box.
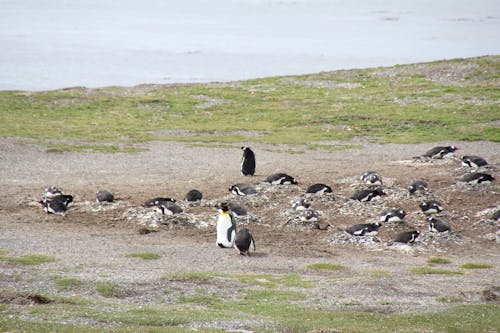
[241,146,256,176]
[216,202,237,248]
[234,228,255,256]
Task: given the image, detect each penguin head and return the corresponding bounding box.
[449,145,458,152]
[219,202,231,212]
[408,185,416,193]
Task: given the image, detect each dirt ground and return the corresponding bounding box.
[0,138,499,322]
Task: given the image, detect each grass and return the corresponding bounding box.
[1,56,499,149]
[427,257,452,265]
[306,263,348,271]
[125,252,161,260]
[460,263,493,269]
[0,253,56,265]
[95,282,123,298]
[410,267,464,275]
[51,276,84,291]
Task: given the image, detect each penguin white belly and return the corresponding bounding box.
[216,213,236,248]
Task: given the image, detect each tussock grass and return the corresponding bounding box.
[427,257,452,265]
[410,267,464,275]
[95,282,123,298]
[0,253,56,265]
[125,252,161,260]
[306,263,348,271]
[52,276,84,291]
[460,263,493,269]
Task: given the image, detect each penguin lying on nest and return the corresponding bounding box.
[265,173,297,185]
[420,145,458,159]
[360,171,383,185]
[408,180,428,195]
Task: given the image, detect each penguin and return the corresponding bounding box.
[492,210,500,222]
[229,183,257,196]
[428,217,451,233]
[44,185,62,198]
[298,209,319,223]
[39,199,67,216]
[156,200,183,215]
[351,188,387,202]
[265,173,297,185]
[360,171,383,185]
[290,196,311,211]
[216,202,236,248]
[392,230,420,244]
[379,208,406,223]
[459,172,495,184]
[185,189,203,202]
[306,183,332,194]
[96,190,114,203]
[346,222,382,236]
[408,180,428,195]
[234,228,255,256]
[461,155,488,169]
[229,202,247,216]
[419,200,443,215]
[241,146,256,176]
[50,194,74,207]
[421,145,458,159]
[144,197,175,207]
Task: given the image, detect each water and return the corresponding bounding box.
[1,0,499,91]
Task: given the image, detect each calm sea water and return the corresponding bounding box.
[1,0,499,91]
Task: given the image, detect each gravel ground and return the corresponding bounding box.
[1,138,499,327]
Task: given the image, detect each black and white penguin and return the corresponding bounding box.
[360,171,383,185]
[39,199,67,216]
[234,228,255,256]
[156,200,183,215]
[216,203,236,248]
[298,209,319,223]
[459,172,495,184]
[379,208,406,223]
[265,173,297,185]
[44,185,63,198]
[144,197,175,207]
[422,145,458,159]
[419,200,443,215]
[492,210,500,222]
[241,146,256,176]
[50,194,74,207]
[428,217,451,233]
[461,155,488,169]
[408,180,429,195]
[290,196,311,211]
[392,230,420,244]
[229,183,257,196]
[351,188,387,202]
[306,183,332,194]
[96,190,114,203]
[229,202,247,216]
[185,189,203,202]
[346,222,382,236]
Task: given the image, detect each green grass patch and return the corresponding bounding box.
[51,276,84,291]
[177,289,221,306]
[0,253,56,265]
[167,271,220,282]
[410,267,464,275]
[1,56,499,146]
[232,273,313,289]
[95,282,122,298]
[427,257,452,265]
[125,252,161,260]
[306,263,348,271]
[460,263,493,269]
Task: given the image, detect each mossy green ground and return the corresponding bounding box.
[1,56,498,152]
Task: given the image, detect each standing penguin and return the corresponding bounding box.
[216,202,237,248]
[234,228,255,256]
[241,146,256,176]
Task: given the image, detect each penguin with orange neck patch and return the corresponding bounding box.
[216,202,236,248]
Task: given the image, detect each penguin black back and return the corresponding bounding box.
[265,173,297,185]
[306,183,332,194]
[234,228,255,256]
[241,146,256,176]
[393,230,420,244]
[96,190,114,203]
[185,189,203,202]
[422,145,458,159]
[461,155,488,168]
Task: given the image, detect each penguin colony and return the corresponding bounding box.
[38,144,497,253]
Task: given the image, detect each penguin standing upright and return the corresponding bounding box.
[234,228,255,256]
[216,203,237,248]
[241,146,256,176]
